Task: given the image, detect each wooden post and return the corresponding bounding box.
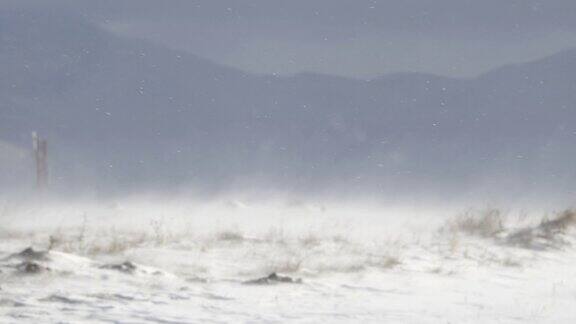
[32,132,48,190]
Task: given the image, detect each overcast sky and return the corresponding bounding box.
[6,0,576,78]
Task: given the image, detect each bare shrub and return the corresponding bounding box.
[368,255,400,270]
[95,234,130,255]
[298,233,321,248]
[539,209,576,233]
[88,231,149,255]
[47,226,149,255]
[216,230,244,242]
[149,218,166,245]
[48,234,62,250]
[331,234,350,244]
[505,209,576,250]
[76,213,88,251]
[500,257,522,268]
[442,208,505,238]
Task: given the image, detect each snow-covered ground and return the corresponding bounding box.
[1,198,576,323]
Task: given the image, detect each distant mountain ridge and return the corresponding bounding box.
[1,10,576,199]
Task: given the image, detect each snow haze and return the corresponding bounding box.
[2,2,576,323]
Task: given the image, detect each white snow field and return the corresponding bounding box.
[2,198,576,323]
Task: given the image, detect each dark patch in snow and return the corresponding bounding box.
[7,247,50,261]
[185,276,208,284]
[244,272,303,285]
[0,298,27,307]
[16,261,50,274]
[40,295,84,305]
[100,261,137,274]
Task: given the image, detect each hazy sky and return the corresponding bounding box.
[6,0,576,77]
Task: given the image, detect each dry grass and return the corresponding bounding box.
[499,257,522,268]
[47,228,150,255]
[367,254,401,270]
[441,208,505,238]
[438,208,576,251]
[538,209,576,233]
[44,215,181,255]
[149,219,166,245]
[298,233,321,248]
[505,209,576,250]
[265,257,305,274]
[315,263,366,273]
[330,234,350,244]
[216,230,245,242]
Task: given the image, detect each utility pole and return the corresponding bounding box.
[32,132,49,190]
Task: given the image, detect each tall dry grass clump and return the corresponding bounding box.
[538,209,576,233]
[505,209,576,250]
[441,208,505,238]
